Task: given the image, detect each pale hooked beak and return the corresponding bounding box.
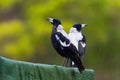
[81,24,87,28]
[47,18,53,23]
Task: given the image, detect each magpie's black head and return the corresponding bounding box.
[48,18,61,27]
[72,24,87,31]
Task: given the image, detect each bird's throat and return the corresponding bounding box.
[52,25,57,33]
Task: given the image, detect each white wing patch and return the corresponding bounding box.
[55,35,70,47]
[55,34,59,40]
[60,41,70,47]
[80,42,86,48]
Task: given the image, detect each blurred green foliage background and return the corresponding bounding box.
[0,0,120,80]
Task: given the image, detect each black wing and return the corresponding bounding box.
[68,43,85,72]
[82,34,86,43]
[78,34,86,56]
[55,32,70,46]
[51,32,70,57]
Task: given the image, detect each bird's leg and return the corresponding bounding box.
[62,58,73,67]
[67,58,72,67]
[62,58,70,67]
[65,58,69,67]
[65,58,72,67]
[62,58,67,66]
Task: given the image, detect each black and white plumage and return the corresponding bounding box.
[68,24,87,66]
[48,18,84,72]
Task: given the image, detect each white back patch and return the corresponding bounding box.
[68,32,83,50]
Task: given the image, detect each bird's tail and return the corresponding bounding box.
[71,56,85,73]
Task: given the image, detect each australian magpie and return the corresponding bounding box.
[48,18,85,72]
[68,24,87,66]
